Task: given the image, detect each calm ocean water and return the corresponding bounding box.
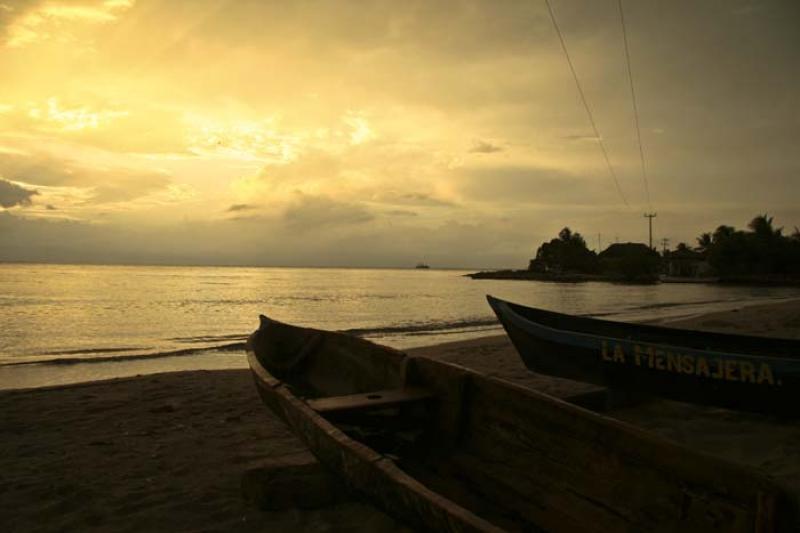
[2,263,799,388]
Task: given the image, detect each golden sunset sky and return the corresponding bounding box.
[1,0,798,267]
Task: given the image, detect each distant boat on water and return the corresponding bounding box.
[415,263,430,269]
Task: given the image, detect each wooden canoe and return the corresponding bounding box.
[247,314,796,532]
[487,295,800,415]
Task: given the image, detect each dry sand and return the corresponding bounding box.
[2,298,799,532]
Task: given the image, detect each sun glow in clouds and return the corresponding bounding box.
[184,115,300,163]
[28,98,129,131]
[344,112,375,146]
[0,1,798,267]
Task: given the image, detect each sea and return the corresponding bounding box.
[2,263,799,390]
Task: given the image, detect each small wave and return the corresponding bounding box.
[3,319,502,367]
[168,333,248,343]
[624,299,731,311]
[5,342,246,367]
[39,346,143,356]
[341,317,499,337]
[399,325,503,337]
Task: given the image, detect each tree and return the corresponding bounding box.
[529,227,599,274]
[696,232,712,254]
[748,214,782,239]
[698,215,799,278]
[712,225,736,243]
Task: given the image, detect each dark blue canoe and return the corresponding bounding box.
[487,295,800,414]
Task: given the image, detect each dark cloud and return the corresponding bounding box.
[0,177,37,208]
[0,152,75,186]
[374,191,456,208]
[0,1,36,33]
[0,151,170,202]
[45,204,56,210]
[386,209,418,217]
[562,134,600,142]
[469,140,504,154]
[401,192,454,206]
[283,193,374,231]
[226,203,253,212]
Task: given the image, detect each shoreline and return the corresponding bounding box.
[2,299,800,531]
[4,294,799,393]
[467,268,800,287]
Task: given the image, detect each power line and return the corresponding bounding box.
[543,0,629,208]
[618,0,652,209]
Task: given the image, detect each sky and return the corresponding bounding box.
[0,0,798,268]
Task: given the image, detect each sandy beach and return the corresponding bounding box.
[2,298,800,532]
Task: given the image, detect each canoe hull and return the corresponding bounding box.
[248,314,797,532]
[247,318,501,533]
[488,295,800,414]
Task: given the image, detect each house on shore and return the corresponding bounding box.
[598,243,661,281]
[663,246,713,278]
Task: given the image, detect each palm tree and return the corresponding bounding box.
[712,225,736,243]
[696,232,712,253]
[748,214,782,239]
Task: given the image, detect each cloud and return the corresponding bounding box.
[562,134,600,142]
[372,191,456,208]
[455,164,623,206]
[0,177,37,207]
[257,150,341,190]
[226,203,253,212]
[2,99,190,155]
[1,0,799,264]
[283,193,374,232]
[26,97,128,132]
[0,150,170,204]
[89,167,170,203]
[469,140,504,154]
[3,0,135,47]
[386,209,417,217]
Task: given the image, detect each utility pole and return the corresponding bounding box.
[644,212,657,250]
[597,233,602,253]
[660,237,670,255]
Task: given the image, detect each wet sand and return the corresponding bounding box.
[1,298,799,531]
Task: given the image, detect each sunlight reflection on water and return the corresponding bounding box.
[1,263,799,386]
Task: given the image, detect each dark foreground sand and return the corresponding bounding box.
[2,298,799,532]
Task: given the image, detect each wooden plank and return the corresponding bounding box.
[306,387,434,414]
